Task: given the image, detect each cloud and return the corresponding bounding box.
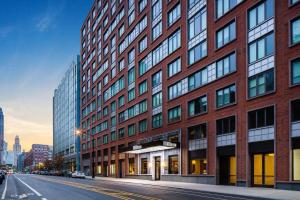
[35,3,65,32]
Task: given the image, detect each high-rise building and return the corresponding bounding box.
[53,56,81,172]
[80,0,300,190]
[0,108,4,156]
[24,144,52,171]
[13,135,21,166]
[17,151,25,172]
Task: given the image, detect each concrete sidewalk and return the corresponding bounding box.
[86,176,300,200]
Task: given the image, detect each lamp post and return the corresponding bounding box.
[92,138,95,179]
[75,129,81,172]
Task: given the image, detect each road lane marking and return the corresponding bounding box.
[32,175,160,200]
[14,175,42,197]
[1,177,8,200]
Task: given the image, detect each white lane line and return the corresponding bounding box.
[1,177,8,200]
[14,175,42,197]
[41,198,48,200]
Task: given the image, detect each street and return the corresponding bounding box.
[0,174,274,200]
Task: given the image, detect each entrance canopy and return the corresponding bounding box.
[122,141,177,154]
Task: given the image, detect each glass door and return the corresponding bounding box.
[253,153,274,187]
[155,157,161,180]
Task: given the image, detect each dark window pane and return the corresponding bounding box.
[249,110,256,129]
[257,109,265,128]
[266,106,274,126]
[292,100,300,122]
[265,69,274,92]
[266,33,274,56]
[230,116,236,133]
[266,0,274,19]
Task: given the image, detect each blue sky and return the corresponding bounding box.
[0,0,93,150]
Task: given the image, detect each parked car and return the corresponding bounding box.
[71,171,85,178]
[63,170,72,178]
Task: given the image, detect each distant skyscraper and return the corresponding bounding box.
[13,135,21,166]
[53,56,81,172]
[0,108,4,152]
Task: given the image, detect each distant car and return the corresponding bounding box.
[71,171,85,178]
[0,171,5,184]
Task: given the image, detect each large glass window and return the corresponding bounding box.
[152,92,162,108]
[216,84,236,108]
[188,0,200,10]
[190,159,207,175]
[152,113,162,128]
[128,67,135,85]
[118,128,125,138]
[216,0,241,19]
[216,21,236,49]
[293,149,300,181]
[139,119,147,133]
[168,30,181,54]
[249,33,274,63]
[188,9,206,40]
[129,158,135,174]
[152,0,162,20]
[188,124,207,140]
[188,95,207,117]
[139,36,147,53]
[248,106,274,129]
[248,69,274,98]
[168,155,179,174]
[217,52,236,78]
[188,40,207,65]
[168,58,181,78]
[216,116,236,135]
[248,0,274,30]
[141,158,148,174]
[291,18,300,45]
[128,124,135,136]
[128,89,135,102]
[152,21,162,40]
[291,99,300,122]
[168,106,181,123]
[138,80,148,95]
[168,3,181,26]
[152,70,162,87]
[292,58,300,85]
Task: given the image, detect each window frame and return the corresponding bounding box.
[290,16,300,46]
[215,83,236,109]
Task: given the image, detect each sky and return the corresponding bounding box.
[0,0,93,151]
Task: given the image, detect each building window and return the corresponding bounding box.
[141,158,148,174]
[217,52,236,78]
[248,0,274,30]
[128,11,135,26]
[216,84,236,108]
[188,40,207,65]
[128,89,135,102]
[118,95,125,108]
[188,0,200,10]
[293,149,300,181]
[103,106,108,116]
[139,57,148,76]
[168,30,181,54]
[103,75,109,85]
[139,0,147,13]
[103,135,108,144]
[248,106,274,129]
[216,0,242,19]
[139,100,148,113]
[216,116,236,135]
[128,49,135,65]
[168,4,181,26]
[139,119,147,133]
[129,158,135,174]
[188,9,206,40]
[168,155,179,174]
[168,57,181,77]
[118,128,125,138]
[291,0,300,4]
[188,123,207,140]
[152,0,162,19]
[138,80,148,95]
[152,70,162,87]
[152,113,162,128]
[292,58,300,85]
[128,124,135,136]
[291,99,300,122]
[216,20,236,49]
[249,33,274,64]
[291,18,300,45]
[188,95,207,117]
[119,24,125,37]
[152,92,162,108]
[168,106,181,123]
[139,36,147,53]
[111,116,116,127]
[248,69,274,98]
[190,159,207,175]
[152,21,162,41]
[111,131,116,141]
[128,67,135,85]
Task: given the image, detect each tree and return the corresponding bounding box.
[53,155,64,171]
[43,159,53,171]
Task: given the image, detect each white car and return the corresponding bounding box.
[71,171,85,178]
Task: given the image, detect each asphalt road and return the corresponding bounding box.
[0,174,274,200]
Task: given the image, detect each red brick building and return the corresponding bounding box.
[80,0,300,190]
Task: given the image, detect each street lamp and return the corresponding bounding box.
[75,129,82,172]
[92,138,95,179]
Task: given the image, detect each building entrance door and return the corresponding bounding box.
[219,156,236,185]
[118,160,124,178]
[155,157,161,180]
[252,153,274,187]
